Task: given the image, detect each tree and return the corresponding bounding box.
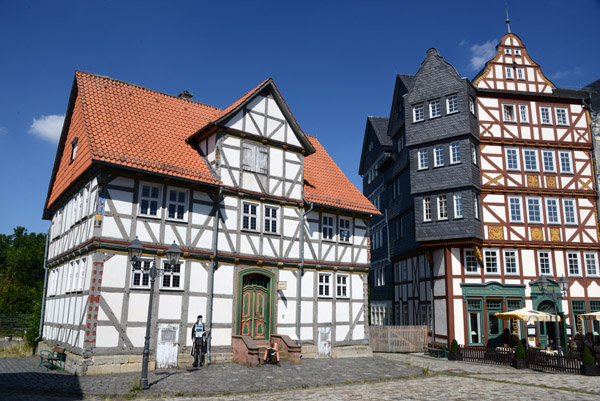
[0,227,47,315]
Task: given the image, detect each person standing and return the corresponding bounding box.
[191,315,207,367]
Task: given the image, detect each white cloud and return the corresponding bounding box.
[469,39,497,71]
[550,67,583,80]
[28,115,65,143]
[459,40,468,47]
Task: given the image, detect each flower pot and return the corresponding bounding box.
[580,364,600,376]
[511,358,527,369]
[448,352,459,361]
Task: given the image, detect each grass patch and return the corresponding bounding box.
[0,342,32,358]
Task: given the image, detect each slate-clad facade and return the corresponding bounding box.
[361,32,600,349]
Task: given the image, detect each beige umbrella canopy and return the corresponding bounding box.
[494,308,560,322]
[580,311,600,321]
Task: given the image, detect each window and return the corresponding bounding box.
[434,145,444,167]
[504,250,518,274]
[430,99,441,118]
[403,303,409,325]
[538,251,551,275]
[474,193,480,219]
[264,206,278,233]
[70,138,78,161]
[339,218,351,242]
[454,193,463,218]
[585,253,598,276]
[515,49,521,56]
[467,299,483,345]
[438,195,448,220]
[540,106,552,124]
[523,149,538,171]
[423,197,431,222]
[413,104,424,122]
[336,274,349,298]
[401,260,408,281]
[516,67,524,80]
[140,184,161,216]
[242,142,268,174]
[545,198,560,224]
[487,300,503,336]
[471,143,478,166]
[555,108,568,125]
[242,202,258,230]
[563,199,577,224]
[505,67,514,80]
[568,252,580,275]
[318,273,331,297]
[450,142,461,164]
[503,104,515,121]
[167,189,186,220]
[418,149,428,170]
[374,267,385,287]
[527,198,541,223]
[469,97,476,115]
[161,261,182,289]
[465,249,478,273]
[132,259,151,288]
[368,141,373,152]
[484,250,499,274]
[559,151,572,173]
[447,95,459,114]
[504,48,512,55]
[322,215,334,240]
[508,197,522,222]
[519,104,529,122]
[506,148,520,170]
[542,150,555,173]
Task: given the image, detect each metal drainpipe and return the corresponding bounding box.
[206,185,222,365]
[33,226,50,355]
[296,200,314,346]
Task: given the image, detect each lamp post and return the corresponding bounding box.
[534,275,570,356]
[128,237,181,390]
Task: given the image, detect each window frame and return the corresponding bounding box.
[567,252,581,276]
[437,194,448,220]
[526,197,542,224]
[503,104,516,122]
[242,201,259,231]
[505,66,514,80]
[429,99,441,119]
[540,106,552,125]
[465,249,479,274]
[519,104,529,123]
[447,95,459,114]
[506,148,520,171]
[264,205,279,234]
[541,150,556,173]
[523,149,538,172]
[504,249,519,275]
[484,249,499,275]
[336,273,349,298]
[423,196,432,222]
[469,97,476,116]
[585,253,599,277]
[339,217,351,243]
[563,199,577,225]
[545,198,560,225]
[508,196,523,223]
[433,145,444,167]
[558,150,573,174]
[450,142,461,164]
[454,193,463,219]
[537,250,552,276]
[242,142,269,174]
[322,214,335,241]
[471,143,478,166]
[166,187,187,221]
[160,260,183,290]
[516,67,525,80]
[318,272,332,298]
[131,259,152,289]
[418,148,428,170]
[555,107,569,126]
[139,183,162,218]
[413,104,424,122]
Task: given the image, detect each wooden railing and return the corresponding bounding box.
[458,346,514,366]
[369,325,428,352]
[526,349,581,374]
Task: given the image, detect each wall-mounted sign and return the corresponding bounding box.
[278,281,287,290]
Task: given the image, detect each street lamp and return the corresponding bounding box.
[534,275,570,355]
[128,237,181,390]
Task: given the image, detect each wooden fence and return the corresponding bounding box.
[369,325,428,352]
[458,346,514,366]
[526,349,581,374]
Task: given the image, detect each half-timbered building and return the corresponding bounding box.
[361,31,600,348]
[42,71,378,374]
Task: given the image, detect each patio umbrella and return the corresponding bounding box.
[580,311,600,320]
[494,308,560,322]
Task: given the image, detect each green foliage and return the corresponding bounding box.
[582,346,596,366]
[449,339,459,353]
[0,227,46,315]
[514,341,526,360]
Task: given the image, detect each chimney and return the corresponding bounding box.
[178,90,193,100]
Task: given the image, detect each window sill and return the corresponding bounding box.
[503,120,517,124]
[417,168,429,171]
[160,288,184,292]
[433,165,445,169]
[560,171,574,175]
[413,120,425,124]
[447,111,459,116]
[165,218,187,224]
[130,287,152,290]
[450,161,462,166]
[438,217,448,221]
[138,214,162,221]
[263,231,281,237]
[429,115,441,120]
[568,274,582,278]
[453,216,464,220]
[318,296,333,299]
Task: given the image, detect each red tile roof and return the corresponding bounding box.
[45,72,378,217]
[304,135,380,215]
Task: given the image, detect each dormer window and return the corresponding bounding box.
[504,48,512,55]
[515,49,521,56]
[70,138,79,162]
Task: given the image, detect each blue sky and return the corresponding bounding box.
[1,0,599,235]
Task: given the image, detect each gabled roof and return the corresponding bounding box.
[44,72,373,218]
[368,116,391,147]
[304,135,380,215]
[186,78,316,155]
[397,74,415,92]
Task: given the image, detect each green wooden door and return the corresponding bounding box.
[239,275,270,339]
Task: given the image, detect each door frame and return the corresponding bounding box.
[236,268,276,339]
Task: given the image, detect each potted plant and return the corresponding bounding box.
[448,339,459,361]
[581,347,599,376]
[511,341,527,369]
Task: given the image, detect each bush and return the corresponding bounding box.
[583,347,596,366]
[514,341,526,360]
[449,339,458,353]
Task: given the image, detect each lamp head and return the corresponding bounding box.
[166,241,182,266]
[128,237,144,263]
[558,275,570,293]
[537,275,549,293]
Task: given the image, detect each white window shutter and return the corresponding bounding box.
[258,147,268,174]
[242,144,253,170]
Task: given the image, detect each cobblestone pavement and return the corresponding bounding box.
[1,353,600,400]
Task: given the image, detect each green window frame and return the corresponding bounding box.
[467,299,483,346]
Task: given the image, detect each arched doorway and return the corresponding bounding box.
[237,270,274,340]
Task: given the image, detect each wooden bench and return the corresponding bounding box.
[38,346,66,371]
[424,343,447,359]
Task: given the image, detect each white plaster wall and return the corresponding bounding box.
[352,323,364,340]
[317,301,332,323]
[301,326,313,342]
[187,296,207,323]
[214,265,234,295]
[521,250,536,277]
[158,294,182,320]
[127,327,147,347]
[451,248,461,275]
[164,224,186,248]
[99,292,123,321]
[434,299,447,336]
[189,262,208,293]
[570,281,585,297]
[351,274,364,300]
[128,293,150,322]
[102,216,124,240]
[336,302,350,323]
[453,299,465,344]
[279,270,296,298]
[102,254,127,289]
[136,220,161,243]
[212,298,233,324]
[336,325,349,342]
[277,299,295,324]
[301,272,314,298]
[301,300,313,324]
[211,328,232,346]
[96,325,119,347]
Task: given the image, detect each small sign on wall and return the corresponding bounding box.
[278,281,287,290]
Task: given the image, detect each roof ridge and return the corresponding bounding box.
[75,70,223,112]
